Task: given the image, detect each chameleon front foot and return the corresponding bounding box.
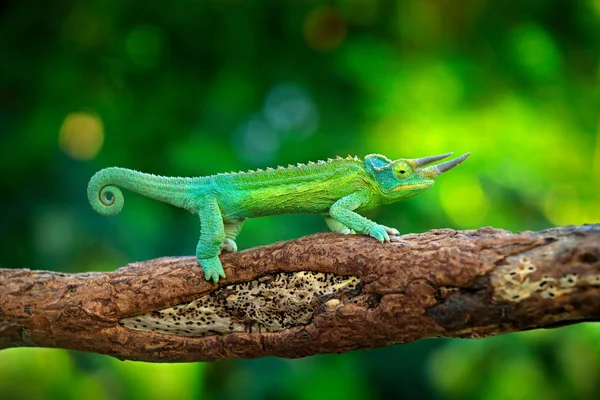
[368,224,400,243]
[199,257,226,283]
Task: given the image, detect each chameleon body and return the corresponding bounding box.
[88,152,470,282]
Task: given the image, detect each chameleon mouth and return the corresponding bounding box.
[391,181,432,193]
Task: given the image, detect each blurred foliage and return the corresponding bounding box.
[0,0,599,399]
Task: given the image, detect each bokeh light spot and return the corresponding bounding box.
[509,23,561,81]
[401,62,463,115]
[233,115,280,164]
[61,6,108,49]
[263,82,319,138]
[303,7,347,52]
[439,175,489,227]
[59,112,104,160]
[126,25,166,68]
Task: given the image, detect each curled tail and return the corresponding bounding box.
[87,167,194,216]
[87,168,126,215]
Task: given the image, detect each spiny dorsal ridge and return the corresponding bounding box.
[308,161,315,166]
[277,166,285,170]
[317,160,325,164]
[266,167,274,172]
[336,156,343,160]
[297,163,306,168]
[256,168,264,173]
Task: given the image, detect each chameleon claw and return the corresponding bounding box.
[199,257,226,283]
[205,270,219,283]
[382,226,400,236]
[368,225,390,243]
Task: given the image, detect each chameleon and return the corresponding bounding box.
[88,152,469,282]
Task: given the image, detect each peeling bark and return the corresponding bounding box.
[1,225,599,362]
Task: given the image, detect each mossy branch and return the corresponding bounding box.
[1,225,599,362]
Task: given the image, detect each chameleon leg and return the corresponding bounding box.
[221,219,246,253]
[329,192,399,243]
[324,215,355,235]
[196,197,227,282]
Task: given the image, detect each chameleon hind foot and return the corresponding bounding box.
[324,215,355,235]
[220,238,238,253]
[199,256,226,283]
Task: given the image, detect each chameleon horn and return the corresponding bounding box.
[424,152,471,176]
[413,152,454,167]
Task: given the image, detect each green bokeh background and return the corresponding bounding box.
[1,0,599,399]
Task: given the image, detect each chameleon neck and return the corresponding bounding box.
[87,167,194,216]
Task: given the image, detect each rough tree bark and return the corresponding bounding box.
[1,225,599,362]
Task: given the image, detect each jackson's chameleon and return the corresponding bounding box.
[88,152,469,282]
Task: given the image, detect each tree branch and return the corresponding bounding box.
[1,225,599,362]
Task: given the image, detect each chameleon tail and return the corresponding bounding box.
[87,167,191,216]
[88,168,124,215]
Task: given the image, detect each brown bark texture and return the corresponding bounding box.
[1,225,599,362]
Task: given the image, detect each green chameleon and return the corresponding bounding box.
[88,152,469,282]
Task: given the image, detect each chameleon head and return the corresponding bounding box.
[364,152,470,201]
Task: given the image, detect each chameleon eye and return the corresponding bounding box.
[393,162,412,178]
